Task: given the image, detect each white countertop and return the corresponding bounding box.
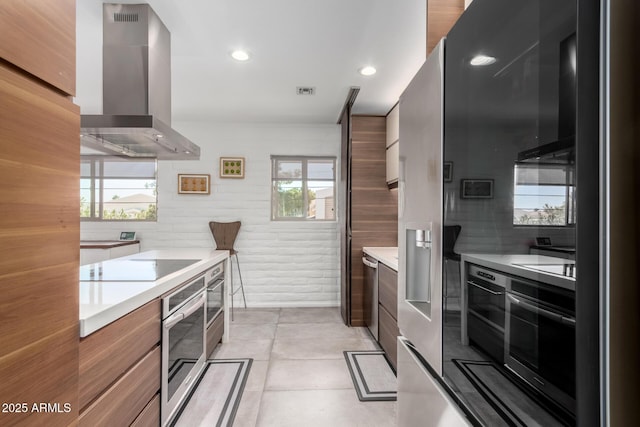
[363,247,398,271]
[461,253,575,290]
[79,249,229,337]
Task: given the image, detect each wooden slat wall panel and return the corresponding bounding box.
[79,300,161,410]
[0,0,76,95]
[0,62,79,427]
[79,346,161,427]
[349,116,398,325]
[427,0,465,55]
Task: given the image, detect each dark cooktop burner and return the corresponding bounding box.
[514,263,576,279]
[80,259,200,282]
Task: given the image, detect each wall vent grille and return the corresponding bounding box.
[114,13,139,22]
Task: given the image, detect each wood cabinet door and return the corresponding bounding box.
[378,263,398,320]
[0,0,76,95]
[0,61,79,426]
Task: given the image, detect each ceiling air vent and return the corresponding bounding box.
[296,87,315,95]
[114,12,139,22]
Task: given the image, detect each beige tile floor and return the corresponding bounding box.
[205,307,398,427]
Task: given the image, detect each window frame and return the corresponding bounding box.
[270,155,337,222]
[512,162,576,227]
[81,156,158,222]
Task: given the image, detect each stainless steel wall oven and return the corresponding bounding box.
[161,273,207,425]
[466,265,506,363]
[506,275,576,414]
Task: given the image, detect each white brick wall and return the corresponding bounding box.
[81,122,341,307]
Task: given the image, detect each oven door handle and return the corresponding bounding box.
[207,278,224,290]
[507,293,564,323]
[468,280,504,295]
[164,293,205,330]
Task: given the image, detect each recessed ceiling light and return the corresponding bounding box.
[359,66,377,76]
[470,55,497,66]
[231,50,250,61]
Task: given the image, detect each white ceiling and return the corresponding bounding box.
[76,0,426,124]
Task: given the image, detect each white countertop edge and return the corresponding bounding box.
[461,253,575,291]
[363,247,398,271]
[79,249,229,337]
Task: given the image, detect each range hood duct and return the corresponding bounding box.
[80,3,200,160]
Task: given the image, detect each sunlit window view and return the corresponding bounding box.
[271,156,336,221]
[513,164,575,226]
[81,157,158,221]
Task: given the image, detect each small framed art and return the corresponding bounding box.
[220,157,245,179]
[443,162,453,182]
[178,174,210,194]
[460,179,493,199]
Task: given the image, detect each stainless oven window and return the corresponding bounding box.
[167,292,205,401]
[162,275,207,425]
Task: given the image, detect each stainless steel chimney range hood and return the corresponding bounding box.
[80,3,200,160]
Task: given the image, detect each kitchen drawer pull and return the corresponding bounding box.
[468,280,503,295]
[362,257,378,269]
[507,294,564,323]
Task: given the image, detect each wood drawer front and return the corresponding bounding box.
[79,299,161,409]
[378,263,398,319]
[0,0,76,95]
[80,345,161,427]
[130,393,160,427]
[379,304,399,371]
[206,312,224,358]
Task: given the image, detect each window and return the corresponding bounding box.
[271,156,336,221]
[513,163,575,226]
[81,157,157,221]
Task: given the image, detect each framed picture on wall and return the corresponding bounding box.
[460,179,493,199]
[220,157,245,178]
[444,162,453,182]
[178,174,210,194]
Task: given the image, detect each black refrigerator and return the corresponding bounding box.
[397,0,603,425]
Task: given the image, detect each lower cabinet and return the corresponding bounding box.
[379,303,400,370]
[79,299,161,426]
[377,262,399,370]
[206,311,224,358]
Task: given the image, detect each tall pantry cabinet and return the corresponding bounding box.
[0,1,80,426]
[339,109,398,326]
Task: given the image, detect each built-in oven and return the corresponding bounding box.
[161,273,207,425]
[505,275,576,414]
[206,262,224,327]
[466,264,506,363]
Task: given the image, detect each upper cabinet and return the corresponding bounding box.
[386,104,400,185]
[0,0,76,95]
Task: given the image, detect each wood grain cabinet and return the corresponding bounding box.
[0,51,79,425]
[377,263,399,370]
[79,300,161,426]
[0,0,76,95]
[206,312,224,358]
[385,104,399,185]
[340,114,398,326]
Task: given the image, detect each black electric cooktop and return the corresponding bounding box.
[80,258,200,282]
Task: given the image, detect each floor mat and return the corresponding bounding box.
[170,358,253,427]
[453,359,570,427]
[343,350,397,401]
